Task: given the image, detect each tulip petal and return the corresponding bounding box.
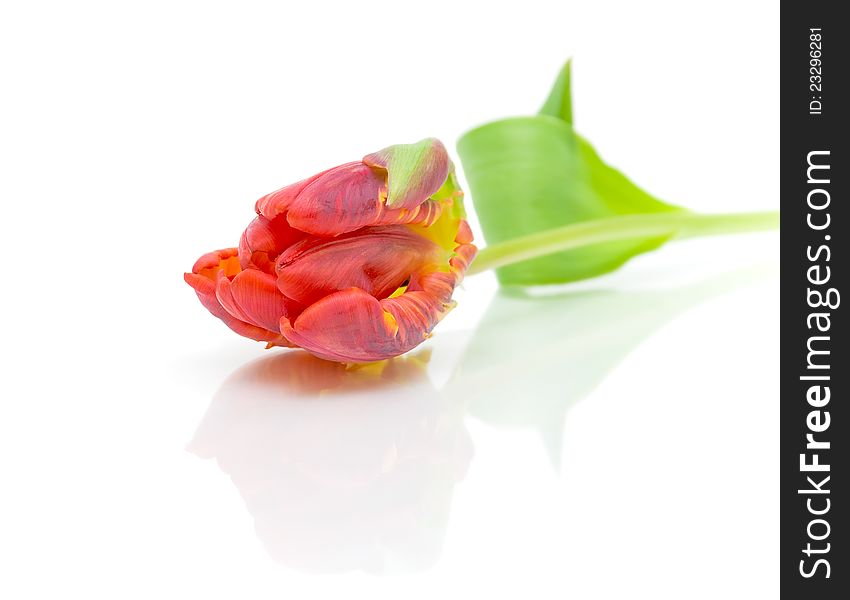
[279,221,477,362]
[239,214,306,273]
[281,288,414,363]
[450,233,478,273]
[276,225,444,306]
[281,257,474,364]
[377,238,477,355]
[191,248,242,279]
[185,248,291,346]
[455,219,474,245]
[252,162,383,237]
[216,268,302,332]
[254,170,326,220]
[254,161,446,237]
[363,138,450,210]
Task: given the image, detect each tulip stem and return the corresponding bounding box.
[467,210,780,275]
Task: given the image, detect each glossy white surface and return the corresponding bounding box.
[0,241,780,599]
[1,1,778,598]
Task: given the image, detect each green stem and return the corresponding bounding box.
[467,210,780,275]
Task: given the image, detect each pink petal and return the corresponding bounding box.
[254,170,326,220]
[280,229,477,362]
[282,162,386,236]
[255,162,445,237]
[191,248,242,278]
[239,214,306,273]
[455,219,474,244]
[185,248,291,346]
[280,275,458,364]
[216,268,301,332]
[280,288,412,363]
[275,226,443,306]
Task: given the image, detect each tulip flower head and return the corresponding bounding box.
[185,139,476,363]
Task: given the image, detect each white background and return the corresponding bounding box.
[0,1,778,598]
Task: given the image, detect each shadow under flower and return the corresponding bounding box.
[188,350,472,575]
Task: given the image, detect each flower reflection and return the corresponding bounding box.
[189,265,768,574]
[189,350,472,574]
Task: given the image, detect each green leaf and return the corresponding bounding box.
[457,60,684,286]
[538,59,573,124]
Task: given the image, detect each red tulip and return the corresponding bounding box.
[185,139,476,363]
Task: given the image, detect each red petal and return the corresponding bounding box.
[281,279,456,364]
[455,219,474,244]
[283,162,385,236]
[450,237,477,273]
[239,214,306,273]
[255,162,445,237]
[191,248,242,278]
[185,248,291,346]
[280,288,412,363]
[254,170,326,220]
[279,229,477,362]
[275,226,443,306]
[216,268,301,332]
